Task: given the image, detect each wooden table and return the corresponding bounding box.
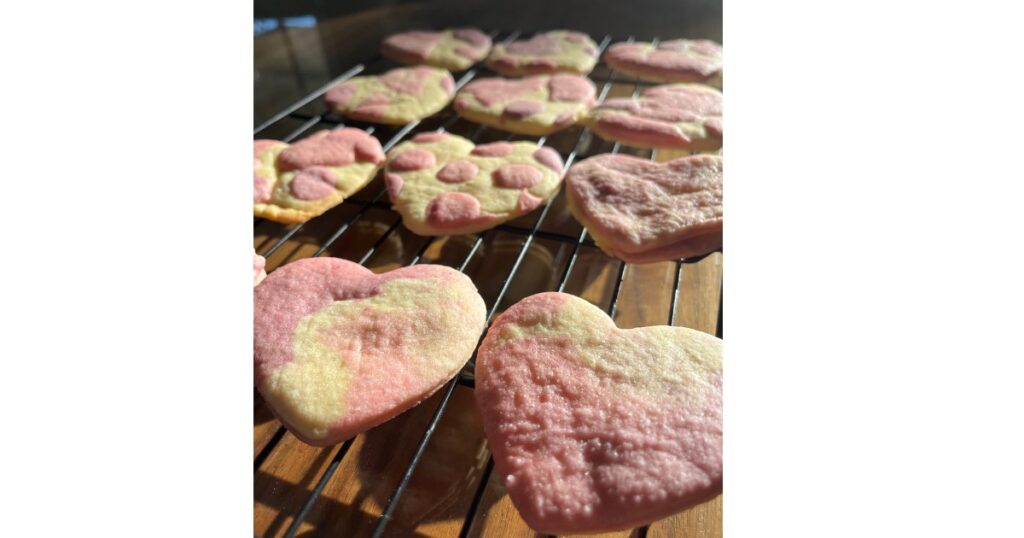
[254,31,722,538]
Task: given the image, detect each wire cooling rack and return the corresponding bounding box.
[254,29,723,538]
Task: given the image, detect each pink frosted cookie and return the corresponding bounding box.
[475,292,723,534]
[566,153,722,263]
[381,28,492,71]
[254,257,486,446]
[454,73,597,135]
[587,83,722,151]
[253,250,267,286]
[604,39,723,87]
[253,128,385,224]
[324,66,456,125]
[384,132,565,236]
[487,30,599,76]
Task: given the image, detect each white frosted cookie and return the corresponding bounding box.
[324,66,456,125]
[381,28,492,71]
[487,30,599,76]
[454,74,596,135]
[384,132,565,236]
[253,128,385,224]
[587,83,722,151]
[604,39,723,87]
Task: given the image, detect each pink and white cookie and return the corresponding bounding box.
[384,132,565,236]
[604,39,723,87]
[254,257,486,446]
[454,74,597,135]
[487,30,599,76]
[382,28,492,71]
[325,66,456,125]
[587,83,722,151]
[253,250,267,286]
[253,128,385,224]
[566,153,722,263]
[475,292,723,534]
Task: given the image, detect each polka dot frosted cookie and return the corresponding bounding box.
[454,74,597,135]
[254,128,385,224]
[604,39,723,87]
[324,66,456,125]
[566,153,722,263]
[487,30,599,76]
[381,28,492,71]
[475,292,723,534]
[384,132,565,236]
[587,83,722,151]
[254,257,486,446]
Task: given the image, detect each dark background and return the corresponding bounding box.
[254,0,722,126]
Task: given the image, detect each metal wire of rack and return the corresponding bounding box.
[254,29,722,537]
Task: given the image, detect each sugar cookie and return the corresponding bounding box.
[566,153,722,263]
[587,83,722,151]
[254,257,486,446]
[454,74,596,135]
[325,66,456,125]
[487,31,599,76]
[476,292,723,534]
[253,128,385,224]
[384,132,564,236]
[382,28,492,71]
[604,39,723,87]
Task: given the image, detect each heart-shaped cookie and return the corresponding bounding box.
[254,257,486,446]
[565,153,722,263]
[383,131,565,236]
[587,83,722,151]
[475,292,723,534]
[254,128,385,224]
[454,74,597,135]
[381,28,493,71]
[324,66,456,125]
[487,30,599,76]
[604,39,723,87]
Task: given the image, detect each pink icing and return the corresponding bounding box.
[385,172,404,199]
[463,76,547,107]
[565,153,722,258]
[436,160,479,184]
[380,66,435,96]
[277,128,385,170]
[493,164,542,189]
[425,192,493,228]
[389,147,437,171]
[440,74,455,95]
[452,28,490,48]
[532,147,564,172]
[548,73,596,103]
[325,83,358,109]
[475,292,722,534]
[381,31,446,61]
[470,142,514,157]
[516,190,543,212]
[353,92,391,120]
[288,166,336,200]
[412,131,449,143]
[506,34,561,56]
[503,100,544,119]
